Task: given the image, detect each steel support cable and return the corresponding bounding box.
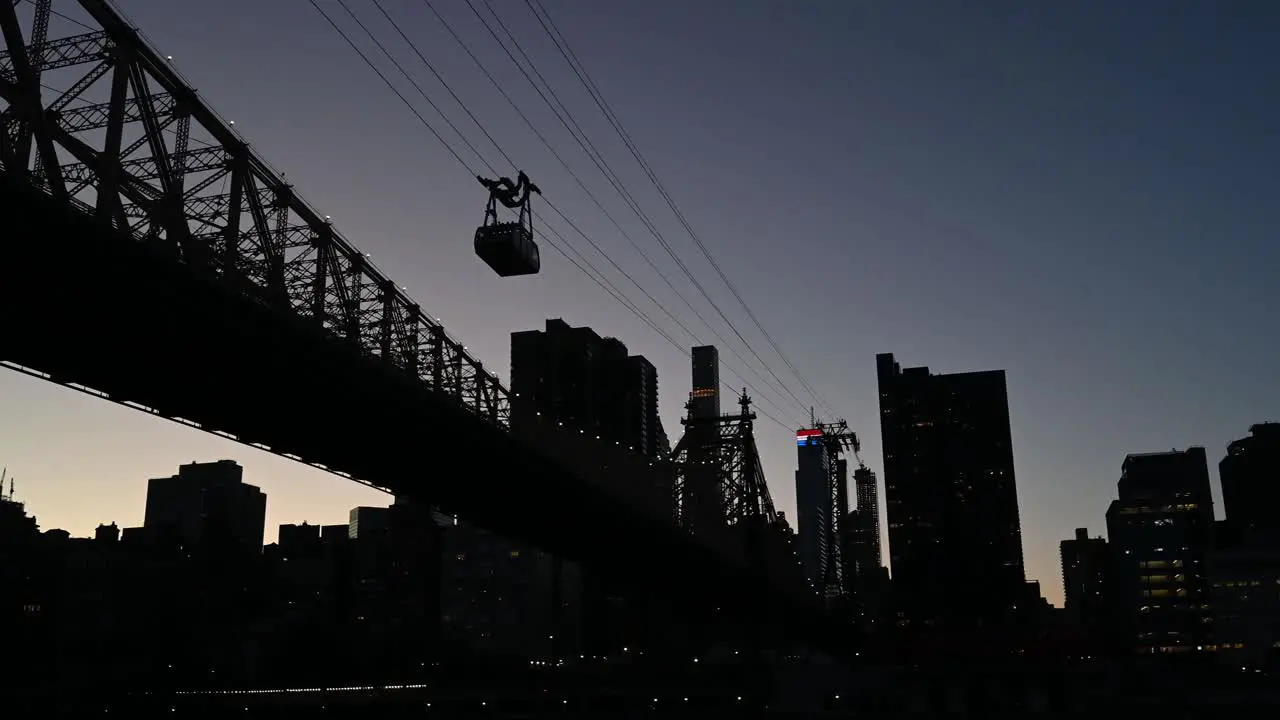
[345,1,697,358]
[401,0,802,422]
[525,0,841,420]
[529,0,837,420]
[528,0,837,420]
[366,0,517,171]
[361,0,804,428]
[314,1,639,356]
[312,0,799,431]
[314,0,473,173]
[318,1,654,342]
[466,0,815,420]
[359,0,687,350]
[426,0,806,425]
[337,0,493,172]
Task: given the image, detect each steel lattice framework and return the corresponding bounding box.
[0,0,508,425]
[814,418,860,599]
[670,390,777,531]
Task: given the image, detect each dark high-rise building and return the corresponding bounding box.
[143,460,266,552]
[625,355,669,458]
[690,345,720,419]
[795,428,838,593]
[1105,448,1215,654]
[348,506,390,539]
[1220,423,1280,537]
[509,319,661,659]
[1059,527,1109,627]
[1207,524,1280,666]
[876,353,1026,626]
[678,346,726,538]
[847,466,882,576]
[510,318,667,458]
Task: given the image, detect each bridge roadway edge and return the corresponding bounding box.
[0,176,852,654]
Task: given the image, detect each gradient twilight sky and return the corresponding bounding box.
[2,0,1278,607]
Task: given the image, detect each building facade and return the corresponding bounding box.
[143,460,266,552]
[1220,423,1280,537]
[1059,527,1109,628]
[876,353,1027,627]
[1105,448,1215,654]
[795,428,836,594]
[848,466,883,577]
[510,318,667,459]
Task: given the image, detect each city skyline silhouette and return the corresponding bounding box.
[2,0,1278,610]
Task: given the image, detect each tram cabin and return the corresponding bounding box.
[475,221,541,277]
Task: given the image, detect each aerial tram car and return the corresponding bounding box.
[474,171,542,277]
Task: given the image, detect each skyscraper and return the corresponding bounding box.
[625,355,669,458]
[1220,423,1280,536]
[847,466,882,576]
[1059,527,1109,627]
[876,353,1026,626]
[795,428,839,593]
[690,345,720,419]
[510,319,667,458]
[1106,448,1215,654]
[143,460,267,552]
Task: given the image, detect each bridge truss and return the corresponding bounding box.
[0,0,508,424]
[670,390,777,533]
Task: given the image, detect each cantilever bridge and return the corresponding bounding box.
[0,0,845,650]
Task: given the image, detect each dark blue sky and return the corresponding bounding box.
[2,0,1277,606]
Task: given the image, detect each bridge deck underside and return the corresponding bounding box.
[0,176,840,644]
